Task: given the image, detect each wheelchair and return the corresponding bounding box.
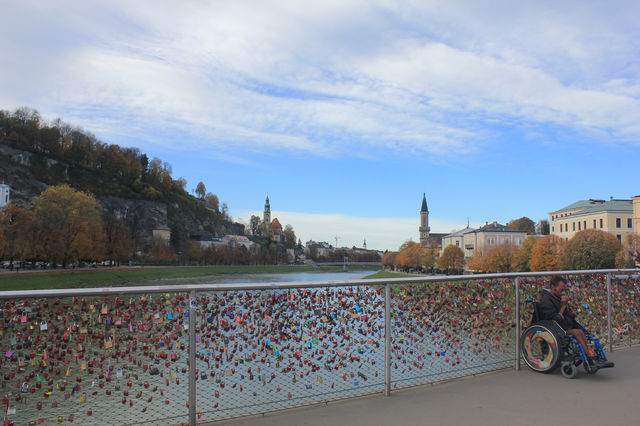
[520,301,614,378]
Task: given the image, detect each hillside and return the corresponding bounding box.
[0,108,244,253]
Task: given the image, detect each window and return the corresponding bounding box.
[617,234,621,242]
[455,240,459,247]
[583,221,586,229]
[487,237,495,246]
[578,222,581,231]
[616,218,621,228]
[573,222,576,231]
[628,218,633,228]
[552,226,554,232]
[600,218,603,228]
[593,219,596,228]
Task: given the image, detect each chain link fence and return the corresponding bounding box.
[1,269,638,425]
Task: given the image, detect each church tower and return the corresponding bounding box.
[419,192,430,247]
[263,196,271,225]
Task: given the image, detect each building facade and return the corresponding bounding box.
[0,183,10,209]
[441,225,475,257]
[462,222,527,257]
[549,198,634,244]
[633,195,640,236]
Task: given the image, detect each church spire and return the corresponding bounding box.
[263,196,271,225]
[419,192,430,247]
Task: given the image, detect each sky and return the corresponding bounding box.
[1,1,639,251]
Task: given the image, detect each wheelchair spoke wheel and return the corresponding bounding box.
[521,324,562,373]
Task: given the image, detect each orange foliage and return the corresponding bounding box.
[530,235,566,271]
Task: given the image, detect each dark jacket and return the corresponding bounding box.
[538,289,575,330]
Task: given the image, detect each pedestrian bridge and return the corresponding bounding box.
[224,346,639,426]
[0,269,637,425]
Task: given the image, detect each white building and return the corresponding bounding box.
[0,184,10,209]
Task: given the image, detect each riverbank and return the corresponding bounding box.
[0,264,381,291]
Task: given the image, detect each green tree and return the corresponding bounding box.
[437,245,465,273]
[512,236,539,272]
[507,217,536,235]
[32,185,105,266]
[562,229,621,270]
[195,182,206,199]
[283,224,296,249]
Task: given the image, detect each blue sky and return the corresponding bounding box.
[1,1,639,251]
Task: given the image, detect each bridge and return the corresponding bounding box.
[224,346,639,426]
[0,268,638,425]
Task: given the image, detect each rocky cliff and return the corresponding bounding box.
[0,143,244,253]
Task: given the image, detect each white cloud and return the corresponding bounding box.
[1,0,639,159]
[232,209,464,252]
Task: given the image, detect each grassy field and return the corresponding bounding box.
[0,265,320,291]
[361,270,418,279]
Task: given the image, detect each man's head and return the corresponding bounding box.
[549,276,568,296]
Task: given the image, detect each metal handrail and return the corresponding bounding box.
[1,268,638,299]
[1,267,638,426]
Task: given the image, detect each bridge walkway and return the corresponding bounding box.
[219,346,640,426]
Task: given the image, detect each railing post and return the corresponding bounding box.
[384,283,391,396]
[514,277,520,371]
[607,272,612,353]
[189,289,197,425]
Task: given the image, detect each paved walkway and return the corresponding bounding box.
[219,346,640,426]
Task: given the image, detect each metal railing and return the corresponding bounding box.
[0,268,638,425]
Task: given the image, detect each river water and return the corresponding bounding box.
[200,270,379,285]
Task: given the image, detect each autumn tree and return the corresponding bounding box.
[204,193,219,212]
[186,240,204,265]
[561,229,621,270]
[530,235,566,271]
[382,251,398,268]
[468,244,517,272]
[512,236,539,272]
[283,224,296,249]
[195,182,206,199]
[103,215,133,266]
[437,245,465,273]
[146,237,178,264]
[395,240,421,270]
[616,234,640,268]
[507,217,536,235]
[0,204,35,263]
[486,244,518,272]
[32,185,105,266]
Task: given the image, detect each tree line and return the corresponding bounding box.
[0,184,304,268]
[0,107,225,207]
[383,230,639,274]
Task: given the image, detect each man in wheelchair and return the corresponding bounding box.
[539,276,597,362]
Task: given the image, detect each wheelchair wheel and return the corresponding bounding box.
[521,323,564,373]
[561,361,577,379]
